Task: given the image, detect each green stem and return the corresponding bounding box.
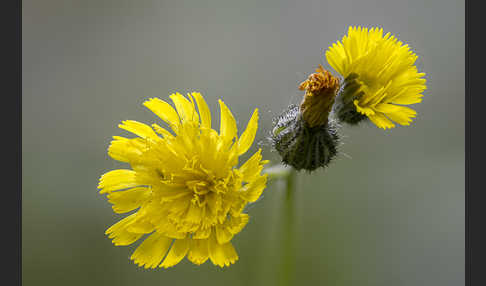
[263,164,293,181]
[263,164,297,285]
[281,168,296,286]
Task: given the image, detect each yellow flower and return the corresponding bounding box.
[325,26,427,129]
[98,92,268,268]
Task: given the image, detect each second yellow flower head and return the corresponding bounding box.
[325,26,427,129]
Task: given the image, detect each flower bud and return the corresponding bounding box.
[271,66,341,171]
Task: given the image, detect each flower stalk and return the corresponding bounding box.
[281,167,296,286]
[265,164,296,285]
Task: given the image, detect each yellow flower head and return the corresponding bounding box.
[325,26,427,129]
[98,92,268,268]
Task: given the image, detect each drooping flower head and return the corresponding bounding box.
[98,92,268,268]
[325,26,427,129]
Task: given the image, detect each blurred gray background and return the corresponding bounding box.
[22,0,464,285]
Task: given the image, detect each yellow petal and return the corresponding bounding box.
[229,199,246,216]
[391,87,424,104]
[160,237,190,268]
[215,224,233,244]
[118,120,158,140]
[105,214,143,246]
[215,214,249,244]
[368,112,395,129]
[191,92,211,129]
[170,92,199,124]
[208,233,238,267]
[239,175,268,202]
[206,192,222,216]
[155,221,187,239]
[374,104,417,126]
[354,101,375,117]
[226,214,249,235]
[107,136,146,163]
[107,187,151,214]
[98,169,139,194]
[130,232,173,269]
[218,99,237,143]
[166,196,191,217]
[157,186,192,203]
[188,238,209,265]
[238,149,266,182]
[193,227,211,239]
[143,98,180,129]
[151,124,174,139]
[184,202,203,224]
[126,219,155,234]
[237,108,259,155]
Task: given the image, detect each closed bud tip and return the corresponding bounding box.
[298,65,340,127]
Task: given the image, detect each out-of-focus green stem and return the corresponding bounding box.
[263,164,293,181]
[281,168,296,286]
[265,164,296,286]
